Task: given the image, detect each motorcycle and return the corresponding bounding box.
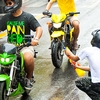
[43,11,80,68]
[0,35,37,100]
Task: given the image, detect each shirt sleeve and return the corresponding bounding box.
[28,14,41,31]
[78,49,87,60]
[0,16,6,31]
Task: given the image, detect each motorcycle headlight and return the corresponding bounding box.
[0,57,15,65]
[53,23,62,28]
[0,58,10,63]
[6,58,10,63]
[0,53,16,65]
[1,58,5,62]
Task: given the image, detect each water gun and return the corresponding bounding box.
[66,47,86,77]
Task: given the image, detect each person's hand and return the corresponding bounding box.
[71,61,80,69]
[31,38,39,46]
[42,9,49,15]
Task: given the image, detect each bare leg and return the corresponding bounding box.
[48,22,52,49]
[24,52,34,80]
[72,20,80,49]
[48,22,53,39]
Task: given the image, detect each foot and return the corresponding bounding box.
[72,42,79,50]
[25,78,35,90]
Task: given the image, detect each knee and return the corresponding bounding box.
[24,52,33,61]
[72,20,80,28]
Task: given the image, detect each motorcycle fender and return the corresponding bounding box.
[0,74,10,90]
[51,31,64,38]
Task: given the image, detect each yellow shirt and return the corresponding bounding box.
[52,0,76,14]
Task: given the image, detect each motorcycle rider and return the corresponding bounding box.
[0,0,43,90]
[43,0,80,50]
[65,29,100,100]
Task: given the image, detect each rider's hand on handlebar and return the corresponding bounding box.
[31,38,39,46]
[42,9,49,15]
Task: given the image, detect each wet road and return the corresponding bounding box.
[1,0,100,100]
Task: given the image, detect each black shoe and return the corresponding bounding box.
[25,78,35,90]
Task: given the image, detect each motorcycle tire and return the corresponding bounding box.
[0,81,9,100]
[51,40,63,68]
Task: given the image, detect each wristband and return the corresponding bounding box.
[34,37,39,41]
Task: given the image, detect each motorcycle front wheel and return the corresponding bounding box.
[51,40,63,68]
[0,81,9,100]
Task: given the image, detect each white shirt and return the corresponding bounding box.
[78,46,100,83]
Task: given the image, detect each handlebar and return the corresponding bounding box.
[1,35,34,54]
[42,11,80,18]
[17,42,31,51]
[42,11,52,17]
[17,35,34,51]
[68,12,80,16]
[24,35,34,42]
[24,35,34,38]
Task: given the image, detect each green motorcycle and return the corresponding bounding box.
[0,35,36,100]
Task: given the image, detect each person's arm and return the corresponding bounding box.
[65,49,79,61]
[46,0,55,11]
[31,26,43,46]
[35,26,42,40]
[42,0,55,15]
[65,48,90,71]
[73,62,90,71]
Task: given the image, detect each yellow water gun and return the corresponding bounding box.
[66,47,86,77]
